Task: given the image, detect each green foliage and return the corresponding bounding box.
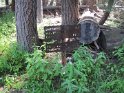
[60,47,106,93]
[0,12,15,38]
[24,49,62,93]
[5,75,24,90]
[24,46,124,93]
[113,44,124,62]
[0,43,27,75]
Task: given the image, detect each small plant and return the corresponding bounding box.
[59,46,106,93]
[113,44,124,62]
[24,49,62,93]
[4,75,24,90]
[0,43,27,75]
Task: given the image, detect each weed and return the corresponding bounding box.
[113,44,124,62]
[23,46,124,93]
[24,49,62,93]
[0,43,27,75]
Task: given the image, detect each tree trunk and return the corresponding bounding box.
[15,0,39,52]
[99,0,114,25]
[61,0,79,25]
[49,0,54,6]
[97,0,114,51]
[37,0,43,23]
[56,0,61,6]
[43,0,48,7]
[61,0,79,65]
[99,12,109,25]
[82,0,88,5]
[98,0,105,4]
[82,0,98,12]
[5,0,9,6]
[11,0,15,11]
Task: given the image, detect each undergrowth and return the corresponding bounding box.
[0,12,15,38]
[23,46,124,93]
[0,12,124,93]
[0,43,27,76]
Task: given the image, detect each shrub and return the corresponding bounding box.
[23,46,124,93]
[113,44,124,62]
[24,49,62,93]
[59,46,106,93]
[0,43,27,75]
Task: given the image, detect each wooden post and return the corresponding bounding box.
[62,52,66,65]
[5,0,9,6]
[61,26,66,65]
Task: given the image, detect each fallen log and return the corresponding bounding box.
[43,5,88,11]
[101,26,124,49]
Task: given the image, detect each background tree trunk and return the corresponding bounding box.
[56,0,61,6]
[99,0,114,25]
[43,0,48,7]
[11,0,15,11]
[37,0,43,23]
[84,0,98,12]
[5,0,9,6]
[61,0,79,65]
[61,0,79,25]
[50,0,54,6]
[15,0,39,52]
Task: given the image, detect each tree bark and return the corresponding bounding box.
[11,0,15,11]
[84,0,98,12]
[37,0,43,23]
[49,0,54,6]
[5,0,9,6]
[61,0,79,65]
[99,12,110,25]
[99,0,114,25]
[61,0,79,25]
[56,0,61,6]
[15,0,39,52]
[43,0,48,7]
